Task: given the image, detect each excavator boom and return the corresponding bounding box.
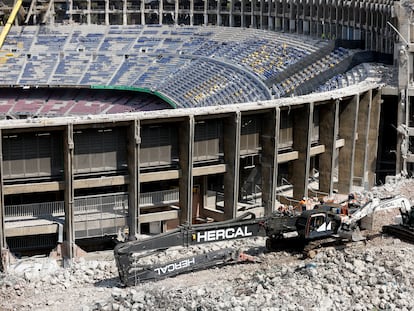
[114,212,267,286]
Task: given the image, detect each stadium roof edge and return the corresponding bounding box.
[90,85,178,109]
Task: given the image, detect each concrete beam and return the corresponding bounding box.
[277,151,299,163]
[140,170,180,183]
[4,181,63,195]
[6,223,59,237]
[3,176,128,195]
[138,210,179,223]
[193,164,226,176]
[74,176,128,189]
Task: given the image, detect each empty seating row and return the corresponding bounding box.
[0,25,336,108]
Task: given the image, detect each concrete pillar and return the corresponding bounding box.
[105,0,109,25]
[354,90,372,189]
[262,108,279,216]
[291,103,313,200]
[251,0,255,28]
[87,0,91,25]
[204,0,208,26]
[64,123,75,260]
[366,89,382,187]
[175,0,179,25]
[159,0,164,25]
[318,100,339,196]
[128,120,139,237]
[0,129,7,271]
[190,0,194,25]
[337,95,359,194]
[229,0,234,27]
[201,175,208,211]
[123,0,127,25]
[217,0,222,26]
[68,0,73,23]
[223,112,241,219]
[179,116,194,224]
[141,0,145,25]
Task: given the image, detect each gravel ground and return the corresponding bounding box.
[1,176,414,311]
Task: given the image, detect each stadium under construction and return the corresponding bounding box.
[0,0,413,263]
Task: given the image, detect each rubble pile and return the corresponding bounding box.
[94,238,414,311]
[2,236,414,311]
[1,177,414,310]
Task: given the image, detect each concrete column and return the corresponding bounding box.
[128,120,139,237]
[262,108,279,216]
[87,0,91,24]
[354,90,372,189]
[337,95,359,194]
[229,0,234,27]
[259,0,263,29]
[291,103,313,200]
[179,116,194,224]
[123,0,127,25]
[250,0,255,28]
[64,123,75,260]
[201,175,208,212]
[105,0,109,25]
[204,0,208,26]
[267,0,273,31]
[0,129,7,271]
[190,0,194,25]
[175,0,179,25]
[68,0,73,23]
[141,0,145,25]
[318,100,339,196]
[240,0,245,28]
[366,89,382,187]
[159,0,164,25]
[223,112,241,219]
[217,0,222,26]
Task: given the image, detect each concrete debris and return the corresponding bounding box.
[1,177,414,310]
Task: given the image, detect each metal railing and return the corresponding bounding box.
[139,188,179,207]
[74,192,129,239]
[5,201,64,220]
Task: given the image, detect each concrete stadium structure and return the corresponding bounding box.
[0,0,412,263]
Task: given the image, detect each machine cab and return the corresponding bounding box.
[295,209,338,240]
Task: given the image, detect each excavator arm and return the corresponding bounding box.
[338,195,411,241]
[114,212,267,286]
